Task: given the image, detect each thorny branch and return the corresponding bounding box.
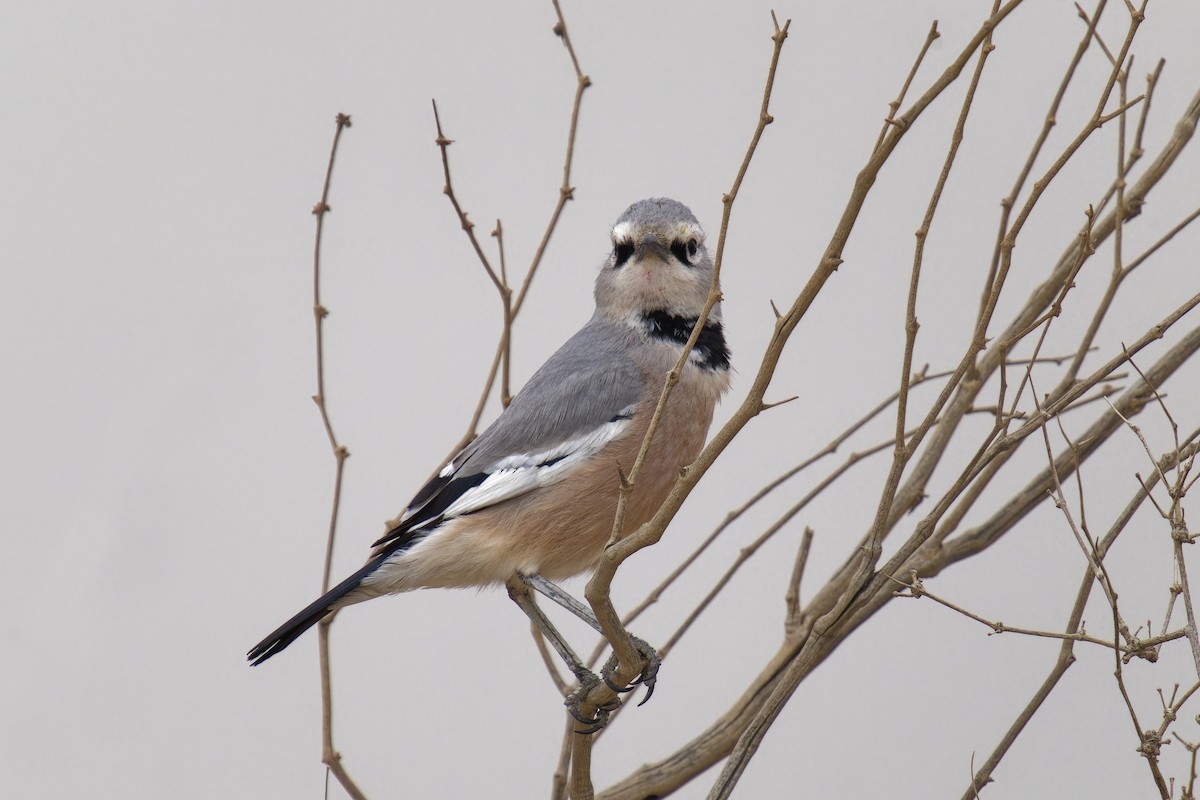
[599,4,1200,797]
[707,8,1009,796]
[309,112,368,800]
[429,0,592,470]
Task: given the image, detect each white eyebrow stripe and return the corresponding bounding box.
[611,221,635,241]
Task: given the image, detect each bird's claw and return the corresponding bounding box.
[565,636,661,733]
[600,635,660,707]
[565,667,621,734]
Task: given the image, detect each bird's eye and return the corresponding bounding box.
[670,239,693,265]
[613,241,634,268]
[687,239,699,258]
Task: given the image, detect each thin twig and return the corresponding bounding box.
[959,437,1200,797]
[1112,358,1200,678]
[610,367,953,643]
[893,573,1180,656]
[901,9,1148,542]
[431,100,505,294]
[431,0,592,468]
[707,6,1007,797]
[309,112,368,800]
[599,9,1200,797]
[492,220,515,406]
[1124,205,1200,276]
[864,3,1160,605]
[873,20,941,153]
[515,0,592,318]
[654,381,1118,667]
[978,0,1106,322]
[894,10,993,471]
[784,528,815,635]
[659,422,921,658]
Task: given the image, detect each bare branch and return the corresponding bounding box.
[708,5,1008,795]
[514,0,592,318]
[613,367,954,642]
[431,100,505,294]
[893,572,1181,655]
[784,528,815,635]
[308,112,368,800]
[873,20,941,152]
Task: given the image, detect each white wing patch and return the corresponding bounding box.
[440,413,634,519]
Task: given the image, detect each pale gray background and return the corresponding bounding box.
[4,1,1200,798]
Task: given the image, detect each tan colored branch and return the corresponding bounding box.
[308,112,368,800]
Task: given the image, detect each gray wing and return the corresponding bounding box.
[371,316,645,552]
[461,316,644,469]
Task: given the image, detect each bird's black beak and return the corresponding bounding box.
[636,232,669,260]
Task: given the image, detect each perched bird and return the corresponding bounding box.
[248,197,730,668]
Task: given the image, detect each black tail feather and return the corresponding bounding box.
[247,555,388,666]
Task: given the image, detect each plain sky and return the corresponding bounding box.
[4,1,1200,798]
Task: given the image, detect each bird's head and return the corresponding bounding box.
[594,198,718,321]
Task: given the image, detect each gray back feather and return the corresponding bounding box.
[459,315,644,471]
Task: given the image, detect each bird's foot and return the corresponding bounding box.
[565,667,621,735]
[601,634,660,707]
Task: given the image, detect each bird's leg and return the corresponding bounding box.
[521,573,603,633]
[521,573,660,705]
[505,574,589,674]
[504,574,619,733]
